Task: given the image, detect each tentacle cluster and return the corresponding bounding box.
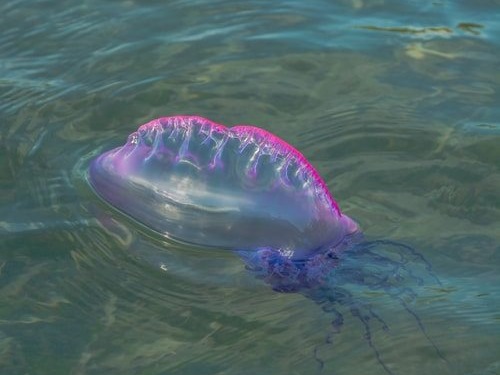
[239,238,445,374]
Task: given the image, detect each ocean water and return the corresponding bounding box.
[1,1,499,374]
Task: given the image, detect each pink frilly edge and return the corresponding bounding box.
[142,115,342,216]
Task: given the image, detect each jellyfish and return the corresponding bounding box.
[88,116,445,374]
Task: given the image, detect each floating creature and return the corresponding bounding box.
[89,116,444,374]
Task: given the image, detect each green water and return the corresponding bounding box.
[1,1,499,374]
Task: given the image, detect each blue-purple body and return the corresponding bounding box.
[88,116,443,373]
[89,116,358,260]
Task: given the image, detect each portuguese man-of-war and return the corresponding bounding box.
[88,116,446,374]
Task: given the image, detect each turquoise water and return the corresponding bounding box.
[1,1,499,374]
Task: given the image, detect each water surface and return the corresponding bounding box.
[1,1,499,374]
